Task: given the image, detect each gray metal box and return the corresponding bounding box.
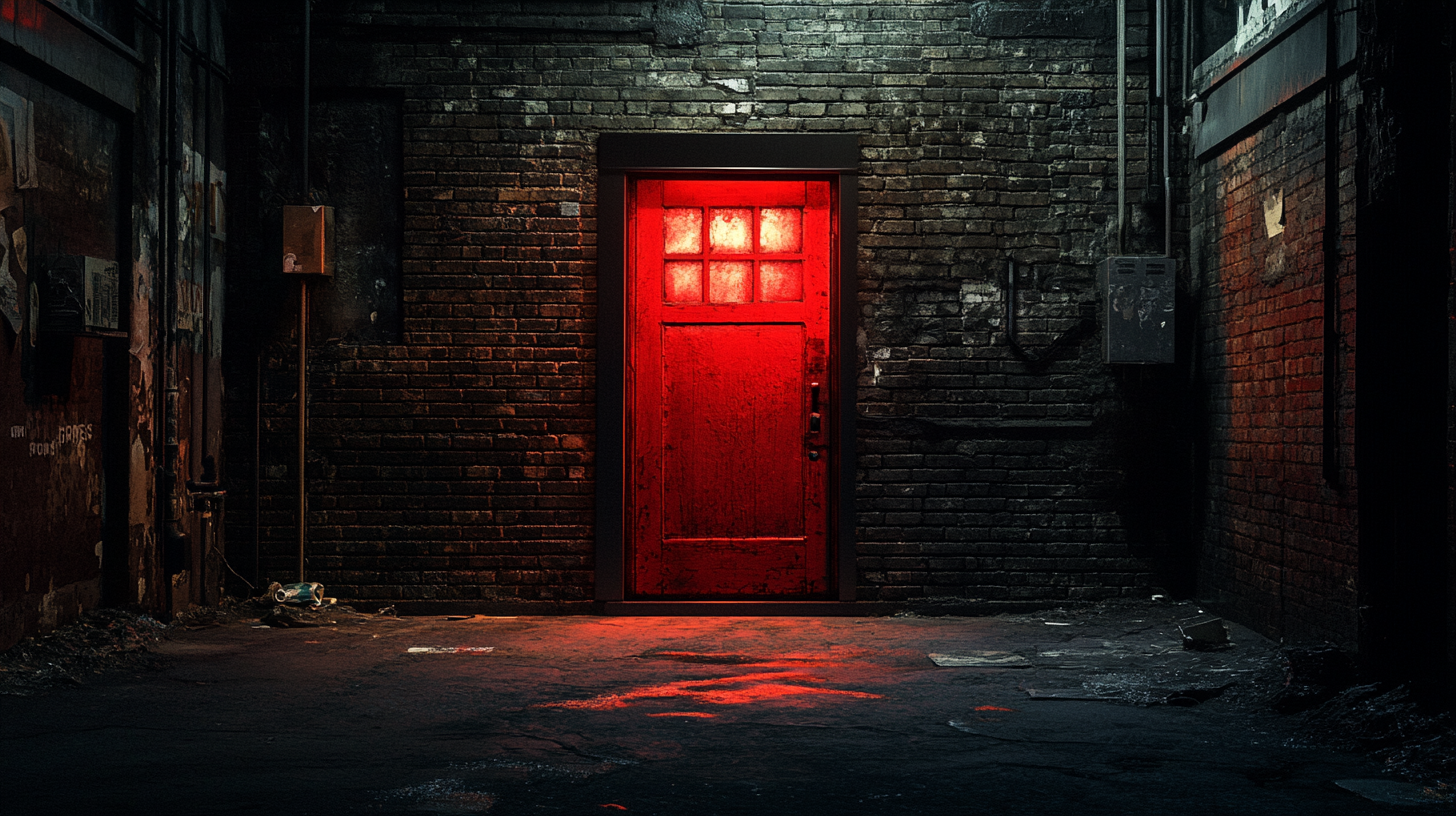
[1101,256,1175,364]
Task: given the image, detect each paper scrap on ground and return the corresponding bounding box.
[929,652,1028,667]
[407,646,495,654]
[1024,688,1117,701]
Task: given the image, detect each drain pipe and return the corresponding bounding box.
[1116,0,1126,254]
[296,0,312,582]
[1320,1,1340,486]
[1158,0,1172,258]
[1005,258,1041,364]
[158,0,184,597]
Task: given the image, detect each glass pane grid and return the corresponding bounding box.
[663,206,807,305]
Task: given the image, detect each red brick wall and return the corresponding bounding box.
[1190,76,1359,645]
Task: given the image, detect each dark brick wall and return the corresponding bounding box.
[225,0,1184,607]
[1189,75,1360,646]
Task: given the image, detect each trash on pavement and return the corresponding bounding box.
[406,646,495,654]
[274,582,326,606]
[1177,616,1228,650]
[260,606,319,628]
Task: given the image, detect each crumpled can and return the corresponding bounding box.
[274,581,325,607]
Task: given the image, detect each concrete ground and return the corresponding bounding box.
[1,600,1447,814]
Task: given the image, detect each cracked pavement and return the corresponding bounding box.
[1,601,1442,814]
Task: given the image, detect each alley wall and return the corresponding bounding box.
[225,0,1185,608]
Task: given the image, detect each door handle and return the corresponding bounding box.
[808,381,821,434]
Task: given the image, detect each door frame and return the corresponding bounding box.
[595,133,859,603]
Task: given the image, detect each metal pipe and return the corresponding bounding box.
[1116,0,1126,255]
[200,33,217,599]
[302,0,310,197]
[1006,258,1023,358]
[296,0,312,582]
[298,280,308,581]
[1161,0,1172,258]
[1321,1,1340,486]
[254,351,262,588]
[1182,0,1192,102]
[157,0,182,605]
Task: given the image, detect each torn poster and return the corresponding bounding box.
[0,118,15,212]
[0,88,37,190]
[0,225,17,332]
[13,226,27,275]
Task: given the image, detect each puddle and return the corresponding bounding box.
[537,670,881,711]
[636,649,864,668]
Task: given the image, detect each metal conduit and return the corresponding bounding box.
[1116,0,1126,255]
[297,0,312,582]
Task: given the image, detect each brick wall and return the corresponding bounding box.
[1189,75,1359,645]
[225,0,1181,608]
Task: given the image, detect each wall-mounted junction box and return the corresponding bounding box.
[282,205,335,277]
[38,255,120,335]
[1100,256,1175,364]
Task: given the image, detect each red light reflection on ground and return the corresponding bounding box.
[645,651,850,668]
[646,712,717,718]
[974,705,1015,712]
[538,670,882,711]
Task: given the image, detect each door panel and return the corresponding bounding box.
[661,323,805,539]
[630,178,832,598]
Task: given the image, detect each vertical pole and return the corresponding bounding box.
[1116,0,1127,255]
[1161,0,1172,259]
[1321,2,1340,487]
[296,0,312,583]
[302,0,310,189]
[254,351,262,587]
[297,279,308,581]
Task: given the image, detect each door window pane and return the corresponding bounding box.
[665,261,703,303]
[708,208,753,254]
[758,208,802,253]
[758,261,803,302]
[664,209,702,255]
[708,260,753,303]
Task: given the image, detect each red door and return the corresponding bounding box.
[629,179,833,597]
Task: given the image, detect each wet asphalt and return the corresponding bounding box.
[0,601,1440,814]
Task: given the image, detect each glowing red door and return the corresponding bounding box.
[630,179,832,597]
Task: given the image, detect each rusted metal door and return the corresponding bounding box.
[629,179,832,597]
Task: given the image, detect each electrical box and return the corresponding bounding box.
[282,205,335,277]
[38,255,120,335]
[1101,256,1175,364]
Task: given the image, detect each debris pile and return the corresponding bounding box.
[0,609,167,696]
[1296,682,1456,784]
[1271,645,1356,713]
